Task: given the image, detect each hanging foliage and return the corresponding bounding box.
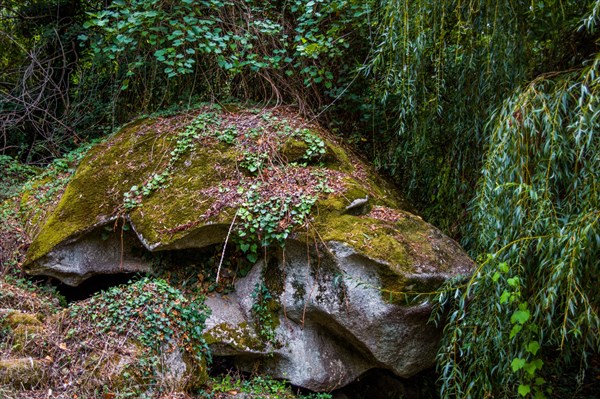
[432,44,599,399]
[364,0,596,236]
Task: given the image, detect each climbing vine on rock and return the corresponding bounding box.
[236,185,319,262]
[251,282,279,344]
[68,276,211,388]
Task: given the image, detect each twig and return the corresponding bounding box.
[216,209,239,284]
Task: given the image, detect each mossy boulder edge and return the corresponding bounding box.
[23,106,472,288]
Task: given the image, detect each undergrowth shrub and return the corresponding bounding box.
[0,155,38,200]
[68,277,210,393]
[80,0,372,113]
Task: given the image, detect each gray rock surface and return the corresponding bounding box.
[203,240,469,391]
[25,226,152,286]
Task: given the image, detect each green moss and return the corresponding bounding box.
[280,137,308,162]
[364,171,407,210]
[316,213,412,269]
[23,109,247,268]
[5,311,42,327]
[317,134,408,210]
[265,298,281,332]
[10,324,44,353]
[310,177,452,302]
[0,358,44,388]
[320,137,353,173]
[191,355,209,388]
[263,255,284,297]
[129,142,240,247]
[24,118,166,264]
[203,322,265,351]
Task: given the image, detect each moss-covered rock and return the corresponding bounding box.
[23,106,472,290]
[18,105,474,391]
[4,311,43,327]
[2,311,44,353]
[280,137,309,162]
[203,322,265,353]
[0,357,45,388]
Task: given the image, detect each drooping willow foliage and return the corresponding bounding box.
[432,23,600,399]
[365,0,596,236]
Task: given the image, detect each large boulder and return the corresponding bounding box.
[22,105,473,390]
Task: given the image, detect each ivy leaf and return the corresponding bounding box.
[524,361,538,376]
[518,384,531,397]
[511,309,530,325]
[526,341,541,355]
[511,358,526,371]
